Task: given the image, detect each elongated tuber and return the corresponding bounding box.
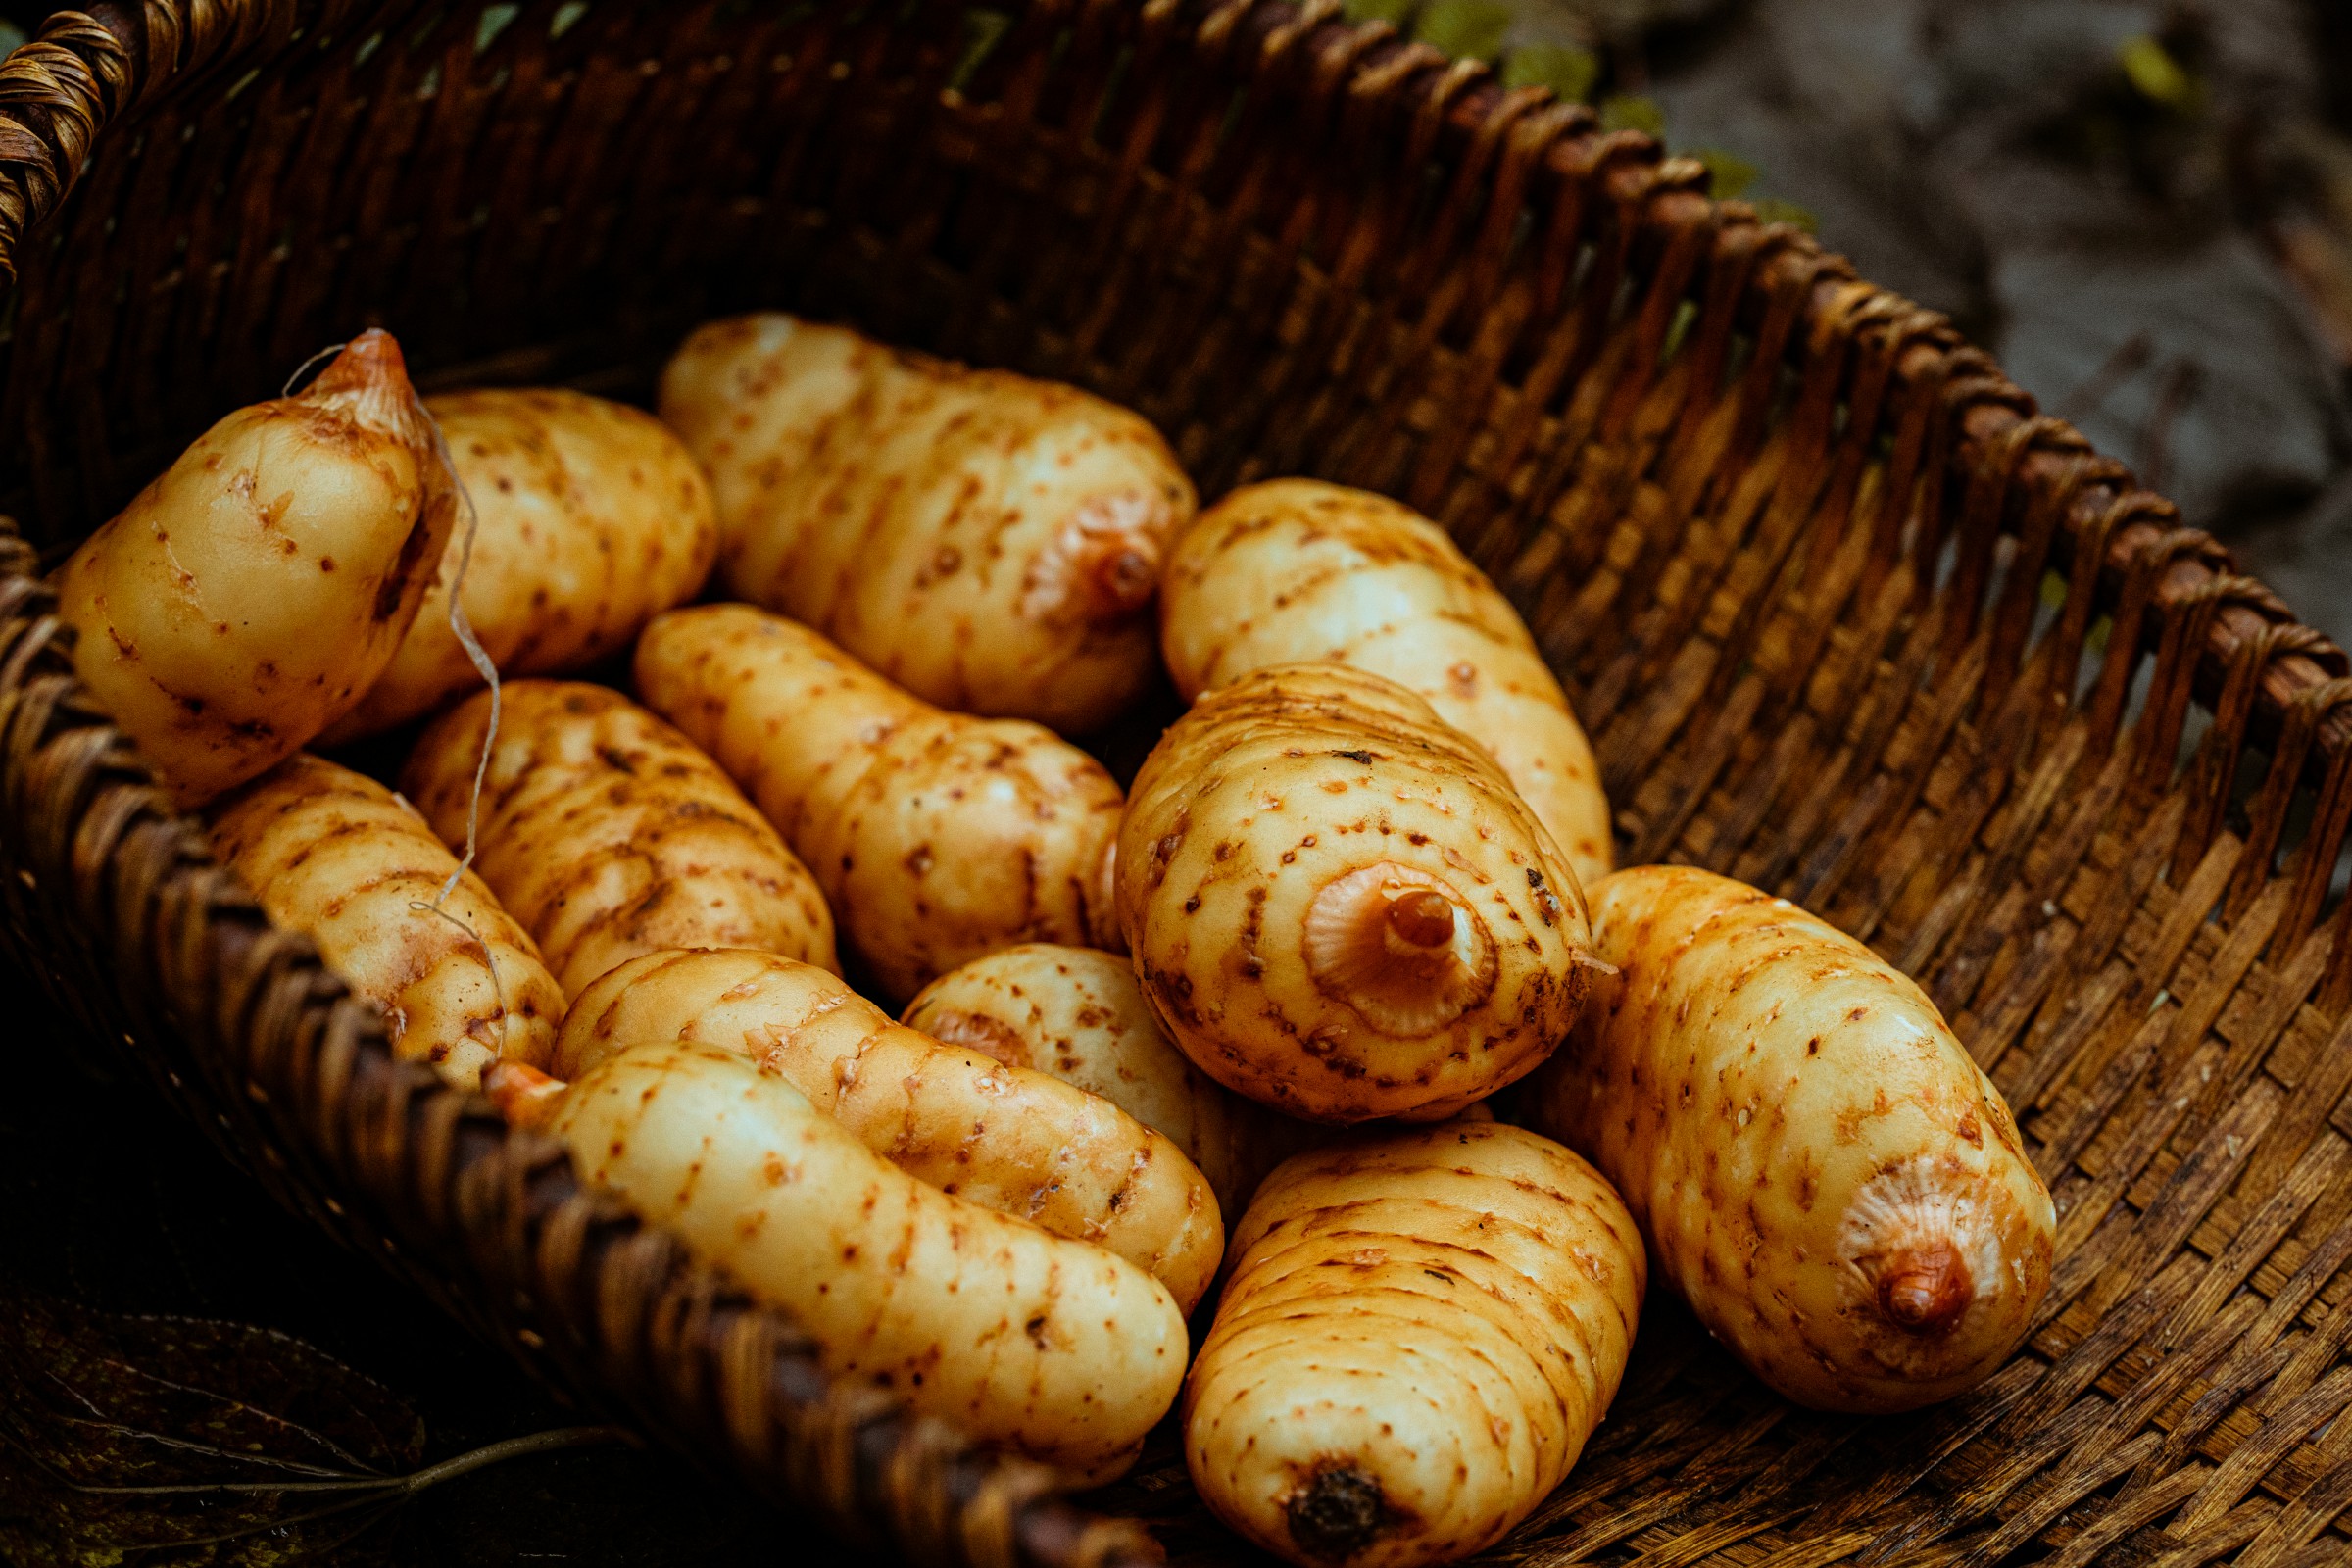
[552,1040,1187,1482]
[208,754,564,1091]
[1518,865,2055,1412]
[634,604,1122,1001]
[659,314,1194,733]
[399,680,836,997]
[556,948,1221,1310]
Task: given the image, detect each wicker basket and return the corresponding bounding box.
[2,3,2350,1565]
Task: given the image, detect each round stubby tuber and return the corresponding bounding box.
[56,331,454,806]
[1116,662,1594,1123]
[1186,1120,1643,1568]
[904,943,1322,1215]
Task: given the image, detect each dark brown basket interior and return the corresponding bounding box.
[3,3,2352,1565]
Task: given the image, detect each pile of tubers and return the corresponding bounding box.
[61,318,2056,1565]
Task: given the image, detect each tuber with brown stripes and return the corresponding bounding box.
[634,604,1124,1001]
[399,680,836,997]
[658,313,1195,734]
[556,947,1223,1311]
[1185,1120,1642,1568]
[1117,662,1595,1124]
[207,754,564,1092]
[1518,865,2056,1412]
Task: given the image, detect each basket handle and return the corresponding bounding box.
[0,1,292,285]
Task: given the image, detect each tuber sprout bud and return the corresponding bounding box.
[1385,890,1456,950]
[1877,1243,1975,1337]
[1303,864,1497,1038]
[485,1060,568,1130]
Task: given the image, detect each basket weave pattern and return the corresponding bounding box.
[1,4,2350,1566]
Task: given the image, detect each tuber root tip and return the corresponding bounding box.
[1286,1464,1388,1561]
[1025,490,1167,626]
[309,327,410,394]
[1877,1243,1973,1336]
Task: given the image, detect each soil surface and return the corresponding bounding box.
[1479,0,2352,646]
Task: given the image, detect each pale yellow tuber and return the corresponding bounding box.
[659,314,1194,733]
[634,604,1122,1001]
[1160,479,1610,888]
[1519,865,2055,1412]
[55,331,454,806]
[552,1041,1187,1482]
[1117,662,1594,1123]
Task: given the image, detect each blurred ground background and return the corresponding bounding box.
[1393,0,2352,646]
